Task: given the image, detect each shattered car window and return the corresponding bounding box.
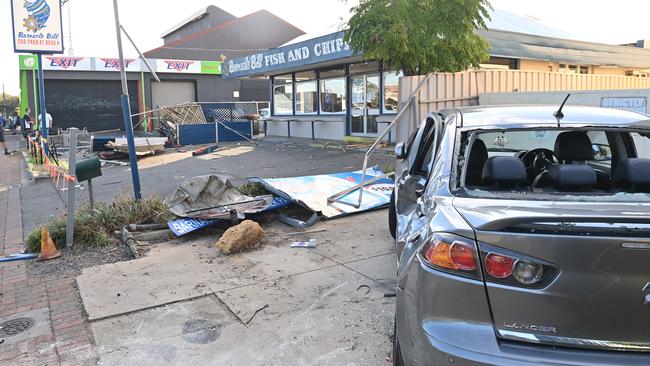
[460,128,650,201]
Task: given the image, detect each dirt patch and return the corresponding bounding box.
[27,242,132,278]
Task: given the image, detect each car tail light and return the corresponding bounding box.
[480,244,557,288]
[485,253,514,278]
[512,260,544,285]
[420,234,480,279]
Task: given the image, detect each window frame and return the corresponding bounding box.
[271,74,294,116]
[382,71,401,114]
[294,79,318,115]
[318,76,346,115]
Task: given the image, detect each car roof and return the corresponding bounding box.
[444,105,650,129]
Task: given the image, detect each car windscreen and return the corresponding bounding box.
[459,127,650,202]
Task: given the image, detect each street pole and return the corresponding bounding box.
[36,54,48,154]
[112,0,142,200]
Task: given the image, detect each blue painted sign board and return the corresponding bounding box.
[221,31,356,79]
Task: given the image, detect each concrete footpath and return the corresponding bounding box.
[1,135,397,365]
[0,135,97,366]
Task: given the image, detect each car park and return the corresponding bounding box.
[389,105,650,365]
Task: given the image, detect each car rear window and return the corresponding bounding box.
[460,127,650,202]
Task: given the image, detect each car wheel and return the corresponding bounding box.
[389,190,397,239]
[393,321,404,366]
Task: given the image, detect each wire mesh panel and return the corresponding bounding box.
[148,102,268,144]
[185,198,267,219]
[201,102,260,123]
[159,102,207,125]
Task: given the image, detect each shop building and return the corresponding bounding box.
[221,10,650,141]
[18,5,305,132]
[19,54,268,132]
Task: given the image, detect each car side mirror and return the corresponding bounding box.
[395,142,407,160]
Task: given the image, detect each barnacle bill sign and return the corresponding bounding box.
[11,0,64,53]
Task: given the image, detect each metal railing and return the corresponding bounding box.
[327,75,432,208]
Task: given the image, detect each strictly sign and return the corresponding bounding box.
[11,0,64,53]
[222,31,355,79]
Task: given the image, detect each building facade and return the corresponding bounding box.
[18,5,304,132]
[222,11,650,141]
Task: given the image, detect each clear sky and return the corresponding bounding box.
[1,0,649,95]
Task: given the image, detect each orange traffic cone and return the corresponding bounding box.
[38,227,61,261]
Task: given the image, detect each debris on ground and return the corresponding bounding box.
[290,239,317,248]
[0,253,38,263]
[167,175,257,218]
[106,137,167,156]
[250,166,394,219]
[167,175,292,227]
[167,195,292,236]
[191,145,218,156]
[216,220,264,255]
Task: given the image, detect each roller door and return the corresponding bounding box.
[151,81,196,108]
[44,79,138,132]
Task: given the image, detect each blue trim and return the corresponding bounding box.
[222,31,355,79]
[291,72,296,116]
[120,94,142,200]
[344,64,351,136]
[37,54,48,153]
[269,75,274,117]
[316,70,320,116]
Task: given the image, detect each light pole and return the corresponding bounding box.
[112,0,142,200]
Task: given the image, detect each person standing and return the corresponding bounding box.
[12,112,20,134]
[0,123,9,155]
[22,108,32,145]
[37,112,53,135]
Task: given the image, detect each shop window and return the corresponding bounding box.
[320,78,346,114]
[383,71,402,113]
[366,75,380,110]
[349,61,380,75]
[295,71,316,82]
[295,81,317,114]
[319,68,345,79]
[272,74,293,115]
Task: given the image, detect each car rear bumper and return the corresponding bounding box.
[397,258,650,366]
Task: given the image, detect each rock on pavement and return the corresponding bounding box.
[216,220,264,254]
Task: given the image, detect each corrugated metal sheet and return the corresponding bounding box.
[481,29,650,68]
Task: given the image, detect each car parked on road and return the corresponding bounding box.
[389,105,650,365]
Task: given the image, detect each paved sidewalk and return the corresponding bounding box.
[0,135,98,366]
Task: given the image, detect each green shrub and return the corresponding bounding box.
[237,182,268,197]
[26,195,175,252]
